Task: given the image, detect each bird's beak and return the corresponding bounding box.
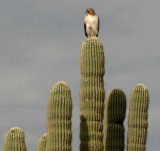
[85,11,88,13]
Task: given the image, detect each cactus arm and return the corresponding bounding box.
[46,81,72,151]
[3,127,27,151]
[127,83,149,151]
[104,89,126,151]
[36,133,47,151]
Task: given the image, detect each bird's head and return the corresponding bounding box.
[85,8,96,15]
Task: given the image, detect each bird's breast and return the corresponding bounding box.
[85,15,97,25]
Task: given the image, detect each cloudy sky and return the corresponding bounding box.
[0,0,159,150]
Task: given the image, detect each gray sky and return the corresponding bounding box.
[0,0,160,150]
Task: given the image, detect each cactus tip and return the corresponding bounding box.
[134,83,147,89]
[50,81,70,93]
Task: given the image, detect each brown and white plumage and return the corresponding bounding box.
[84,8,100,38]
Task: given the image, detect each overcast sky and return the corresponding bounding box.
[0,0,160,150]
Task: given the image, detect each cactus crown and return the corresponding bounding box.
[105,89,127,124]
[3,127,27,151]
[80,37,105,76]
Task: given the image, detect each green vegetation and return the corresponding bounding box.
[127,84,149,151]
[3,127,27,151]
[46,81,72,151]
[36,133,47,151]
[80,37,105,151]
[104,89,126,151]
[2,37,150,151]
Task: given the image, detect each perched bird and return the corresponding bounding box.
[84,8,100,38]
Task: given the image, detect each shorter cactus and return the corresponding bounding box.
[104,89,126,151]
[3,127,27,151]
[36,133,47,151]
[127,83,149,151]
[46,81,72,151]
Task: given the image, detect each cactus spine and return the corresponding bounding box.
[46,81,72,151]
[127,83,149,151]
[80,37,105,151]
[104,89,126,151]
[36,133,47,151]
[3,127,27,151]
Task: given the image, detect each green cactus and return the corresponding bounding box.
[3,127,27,151]
[127,83,149,151]
[104,89,127,151]
[46,81,72,151]
[80,37,105,151]
[36,133,47,151]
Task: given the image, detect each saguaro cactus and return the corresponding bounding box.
[80,37,105,151]
[127,83,149,151]
[3,127,27,151]
[46,81,72,151]
[36,133,47,151]
[104,89,126,151]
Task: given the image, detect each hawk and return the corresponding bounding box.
[84,8,100,38]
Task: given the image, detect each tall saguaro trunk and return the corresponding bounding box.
[80,37,105,151]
